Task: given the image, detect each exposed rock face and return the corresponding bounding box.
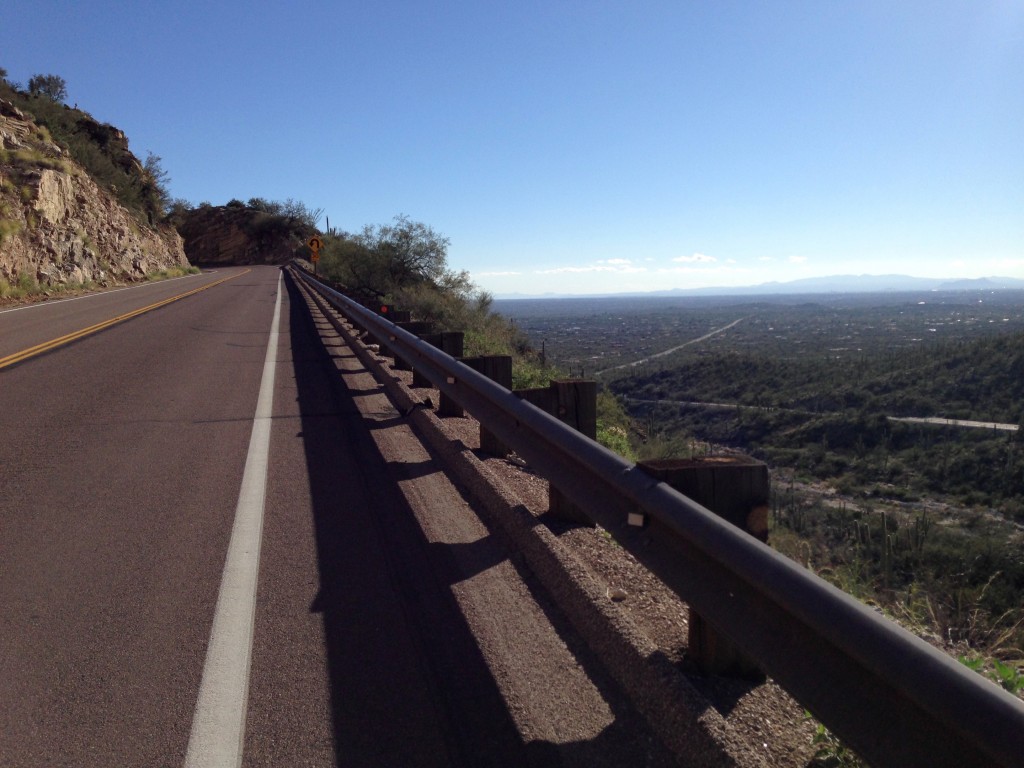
[176,203,311,266]
[0,99,188,288]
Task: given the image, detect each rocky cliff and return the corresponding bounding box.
[0,99,188,289]
[176,202,313,266]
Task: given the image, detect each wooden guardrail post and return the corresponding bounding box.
[638,455,769,678]
[346,307,366,335]
[413,333,466,417]
[390,321,432,370]
[412,332,464,389]
[516,380,597,526]
[549,380,597,526]
[354,301,379,344]
[347,298,374,338]
[460,356,513,454]
[364,304,400,349]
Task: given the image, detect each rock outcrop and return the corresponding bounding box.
[176,202,313,266]
[0,99,188,289]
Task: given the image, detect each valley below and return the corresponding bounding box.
[497,289,1024,717]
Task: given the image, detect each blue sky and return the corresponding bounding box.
[3,1,1022,295]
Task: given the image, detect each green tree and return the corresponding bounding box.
[280,198,323,229]
[27,73,67,102]
[246,197,278,214]
[353,214,450,290]
[165,198,194,227]
[319,235,385,297]
[143,152,172,217]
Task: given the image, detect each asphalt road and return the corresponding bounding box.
[0,269,239,365]
[0,266,673,767]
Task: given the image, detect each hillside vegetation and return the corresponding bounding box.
[1,68,190,296]
[626,332,1024,424]
[614,329,1024,518]
[172,198,322,266]
[312,217,554,385]
[1,71,168,224]
[559,296,1024,705]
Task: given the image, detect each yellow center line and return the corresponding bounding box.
[0,269,252,371]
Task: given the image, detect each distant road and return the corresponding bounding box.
[594,317,745,376]
[626,397,813,415]
[625,397,1019,433]
[887,416,1019,432]
[0,266,672,766]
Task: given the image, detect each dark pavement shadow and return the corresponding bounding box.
[286,276,536,767]
[284,275,677,768]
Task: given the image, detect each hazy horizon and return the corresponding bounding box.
[491,272,1024,300]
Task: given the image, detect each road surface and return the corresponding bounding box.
[625,397,1019,433]
[0,266,672,767]
[887,415,1019,432]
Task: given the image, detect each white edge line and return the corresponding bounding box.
[0,270,212,315]
[184,271,282,768]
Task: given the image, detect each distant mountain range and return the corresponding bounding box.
[494,275,1024,300]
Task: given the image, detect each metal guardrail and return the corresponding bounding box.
[293,266,1024,768]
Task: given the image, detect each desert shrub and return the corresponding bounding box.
[0,217,22,245]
